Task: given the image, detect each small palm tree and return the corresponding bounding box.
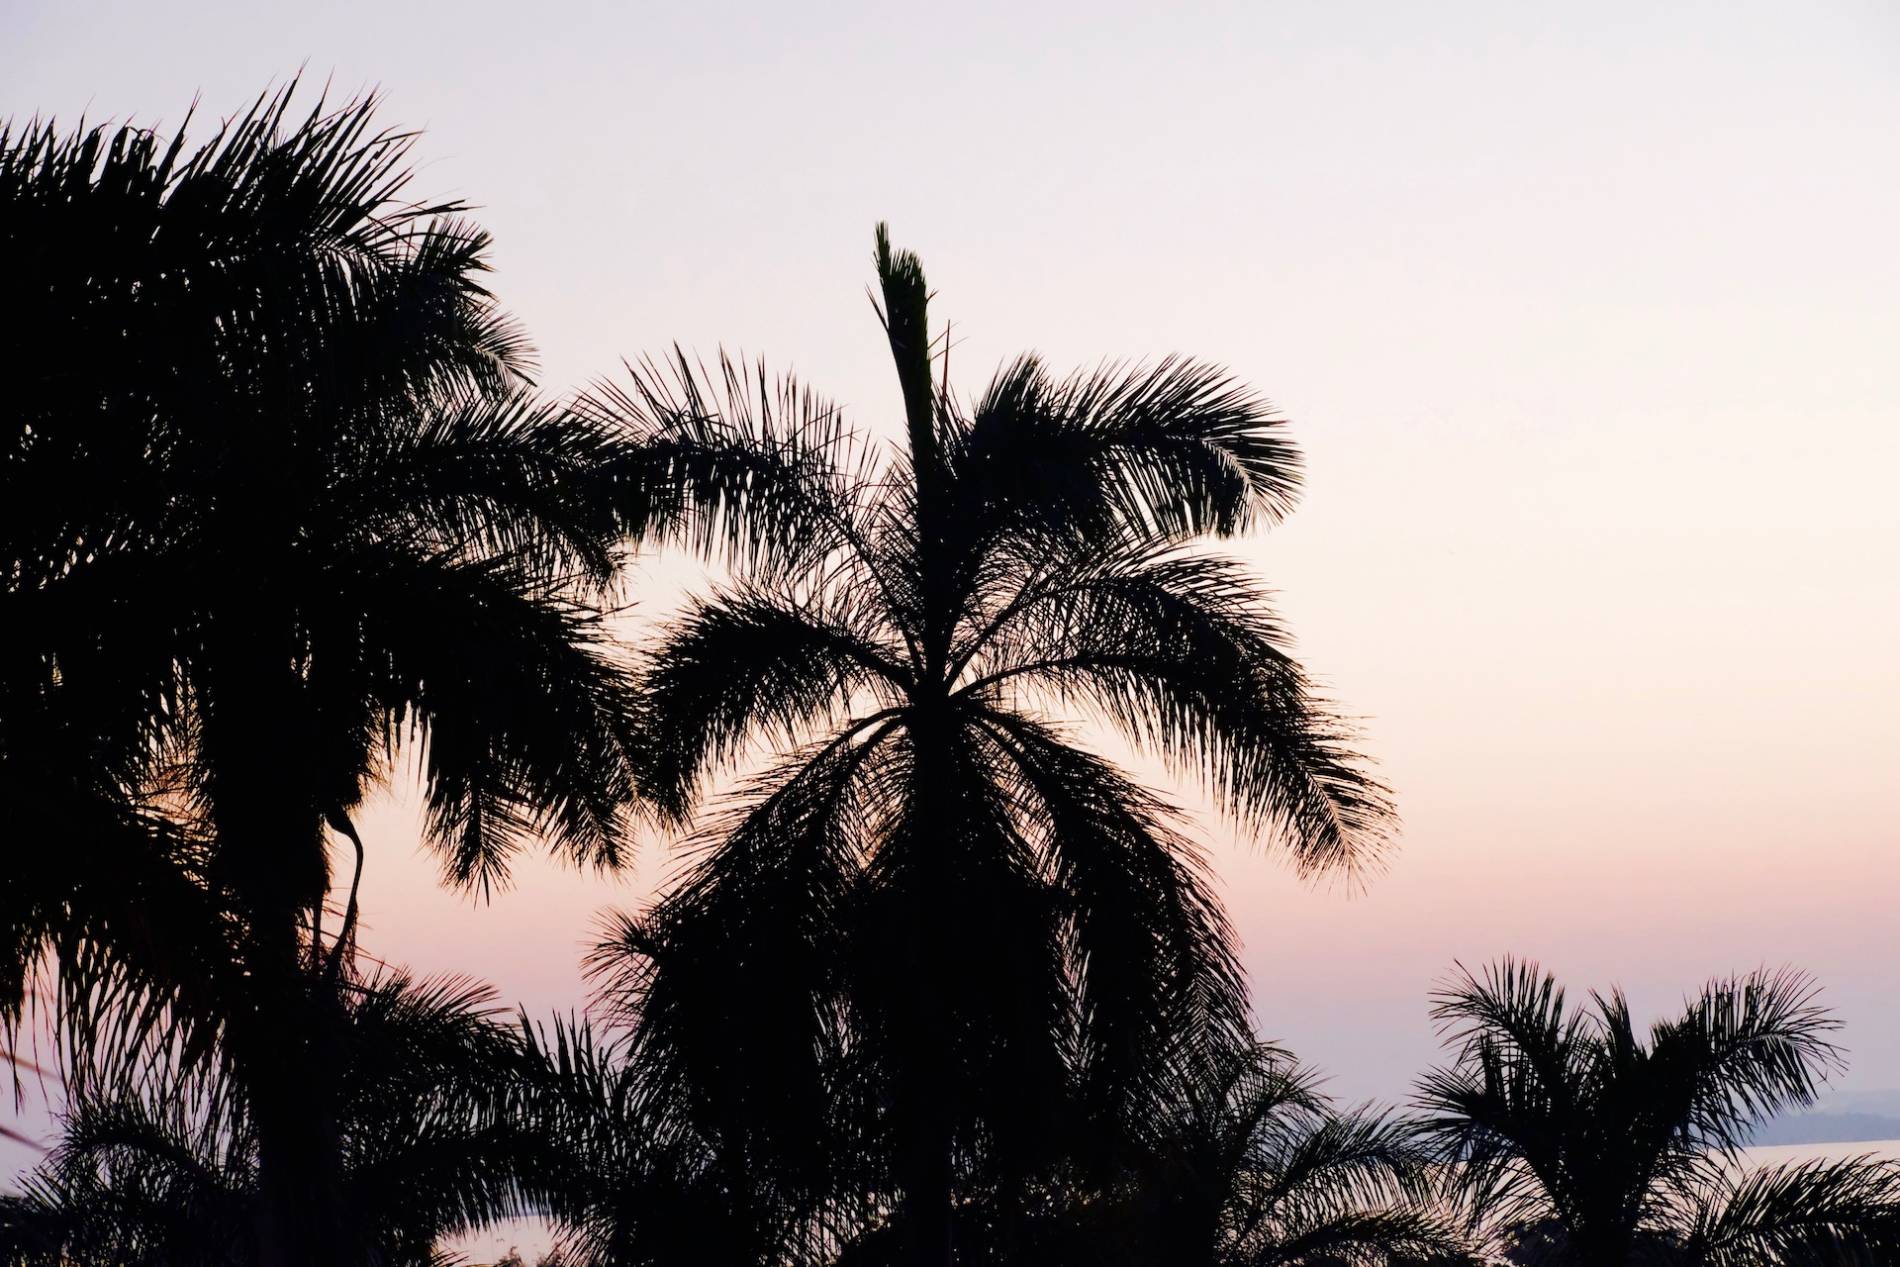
[823,1041,1469,1267]
[511,1015,813,1267]
[590,225,1393,1267]
[0,970,536,1267]
[1095,1041,1471,1267]
[1414,959,1900,1265]
[1005,1040,1466,1267]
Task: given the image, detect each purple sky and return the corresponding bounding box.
[5,0,1897,1169]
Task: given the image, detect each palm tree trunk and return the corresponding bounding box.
[897,705,958,1267]
[204,612,348,1267]
[874,237,958,1263]
[245,934,346,1267]
[901,1108,954,1267]
[1561,1219,1634,1267]
[892,891,957,1267]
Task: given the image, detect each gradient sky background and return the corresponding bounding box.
[5,0,1898,1168]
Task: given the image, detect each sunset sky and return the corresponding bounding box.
[5,0,1896,1142]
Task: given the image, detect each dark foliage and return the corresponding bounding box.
[0,971,534,1267]
[0,82,794,1266]
[582,225,1393,1266]
[1415,959,1900,1265]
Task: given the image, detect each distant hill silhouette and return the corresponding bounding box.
[1750,1091,1900,1145]
[1751,1112,1900,1146]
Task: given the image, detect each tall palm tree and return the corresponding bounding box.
[0,969,537,1267]
[589,225,1394,1267]
[1414,959,1900,1265]
[2,87,808,1267]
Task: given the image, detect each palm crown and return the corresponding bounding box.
[589,225,1393,1265]
[1,86,671,1267]
[1111,1042,1464,1267]
[1415,959,1900,1265]
[3,84,648,980]
[0,971,535,1267]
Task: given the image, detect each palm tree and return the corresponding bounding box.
[588,225,1394,1267]
[1414,959,1900,1265]
[1066,1041,1472,1267]
[510,1014,822,1267]
[833,1040,1473,1267]
[2,86,809,1266]
[0,969,538,1266]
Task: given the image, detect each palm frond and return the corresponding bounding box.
[1243,1108,1435,1229]
[588,726,898,1206]
[343,549,642,895]
[1427,960,1584,1079]
[7,965,535,1267]
[0,786,237,1108]
[1652,968,1842,1156]
[961,546,1392,874]
[971,707,1249,1132]
[959,354,1302,546]
[1673,1156,1900,1267]
[333,389,628,585]
[632,587,910,822]
[575,346,882,577]
[1414,961,1589,1233]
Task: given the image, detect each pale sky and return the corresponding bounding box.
[4,0,1897,1150]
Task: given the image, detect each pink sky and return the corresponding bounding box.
[5,0,1896,1132]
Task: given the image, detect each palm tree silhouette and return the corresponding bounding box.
[1069,1041,1471,1266]
[589,225,1393,1267]
[0,970,537,1266]
[0,86,784,1265]
[852,1040,1473,1267]
[1414,959,1900,1265]
[512,1014,824,1267]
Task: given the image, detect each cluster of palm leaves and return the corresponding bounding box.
[1415,961,1900,1265]
[3,85,1896,1267]
[0,85,809,1265]
[1,972,535,1265]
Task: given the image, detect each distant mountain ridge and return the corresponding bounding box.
[1750,1090,1900,1146]
[1751,1112,1900,1146]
